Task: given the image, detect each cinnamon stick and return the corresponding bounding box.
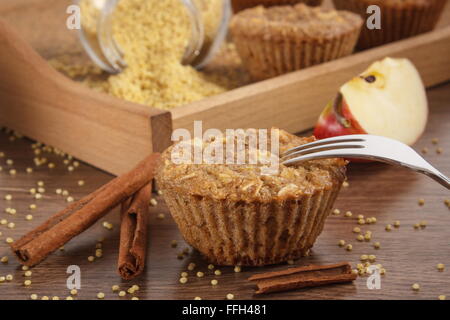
[11,153,160,266]
[118,183,151,280]
[248,262,357,294]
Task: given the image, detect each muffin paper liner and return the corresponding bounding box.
[232,0,324,12]
[232,26,361,81]
[162,182,342,266]
[332,0,447,50]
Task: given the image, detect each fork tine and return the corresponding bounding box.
[281,143,365,162]
[282,135,367,157]
[282,148,372,166]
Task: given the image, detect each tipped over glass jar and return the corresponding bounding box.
[76,0,231,74]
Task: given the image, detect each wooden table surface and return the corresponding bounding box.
[0,82,449,300]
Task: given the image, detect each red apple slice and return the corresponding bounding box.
[314,58,428,146]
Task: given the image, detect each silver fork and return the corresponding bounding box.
[281,134,450,189]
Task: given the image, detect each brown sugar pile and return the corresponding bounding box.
[49,0,247,110]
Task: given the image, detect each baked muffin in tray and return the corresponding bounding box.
[230,4,363,80]
[156,129,347,266]
[231,0,324,13]
[333,0,448,49]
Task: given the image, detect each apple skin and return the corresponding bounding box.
[313,93,366,140]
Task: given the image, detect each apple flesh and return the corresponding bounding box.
[314,58,428,146]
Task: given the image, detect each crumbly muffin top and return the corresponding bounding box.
[156,129,346,202]
[230,3,363,40]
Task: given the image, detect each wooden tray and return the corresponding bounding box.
[1,0,450,175]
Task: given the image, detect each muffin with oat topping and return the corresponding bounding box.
[156,129,347,266]
[231,0,324,13]
[230,4,363,80]
[333,0,448,49]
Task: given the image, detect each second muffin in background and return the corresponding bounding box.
[230,4,363,81]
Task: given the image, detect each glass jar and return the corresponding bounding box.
[76,0,231,73]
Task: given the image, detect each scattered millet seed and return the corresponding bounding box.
[87,256,95,262]
[226,293,234,300]
[436,147,443,154]
[34,193,42,200]
[41,296,49,300]
[62,190,69,196]
[5,274,13,281]
[0,277,5,283]
[183,248,190,255]
[385,224,392,231]
[214,270,222,276]
[73,161,80,167]
[37,187,45,193]
[102,221,113,230]
[358,218,365,225]
[360,255,368,261]
[111,285,119,292]
[356,235,364,242]
[29,188,36,195]
[338,240,346,247]
[77,180,85,186]
[432,138,439,144]
[171,240,178,248]
[97,292,105,299]
[0,219,7,225]
[332,209,340,215]
[24,271,32,277]
[368,255,376,262]
[353,227,361,233]
[118,291,126,297]
[366,217,372,224]
[364,233,371,242]
[22,266,29,271]
[437,263,445,272]
[234,266,242,273]
[66,196,74,203]
[380,268,386,275]
[352,269,358,275]
[52,296,60,300]
[211,279,218,286]
[412,283,420,291]
[345,211,352,217]
[374,242,381,249]
[357,214,364,220]
[9,208,16,215]
[9,169,17,176]
[66,296,74,300]
[25,214,34,221]
[56,188,62,195]
[371,217,377,223]
[30,294,38,300]
[438,295,446,300]
[187,262,196,271]
[177,253,184,260]
[70,289,78,295]
[196,272,204,278]
[131,297,139,300]
[418,199,425,206]
[1,256,8,263]
[394,221,400,228]
[342,181,349,187]
[208,264,215,270]
[179,277,188,284]
[346,244,353,251]
[6,237,14,244]
[194,297,202,300]
[4,194,12,200]
[157,190,163,195]
[157,213,165,219]
[127,287,135,294]
[413,223,420,229]
[180,272,188,277]
[150,198,158,207]
[68,166,74,172]
[24,280,32,286]
[26,167,33,173]
[7,222,15,229]
[95,249,103,258]
[29,204,37,210]
[419,221,427,228]
[6,159,13,165]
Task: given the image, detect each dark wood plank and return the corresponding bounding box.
[0,83,449,300]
